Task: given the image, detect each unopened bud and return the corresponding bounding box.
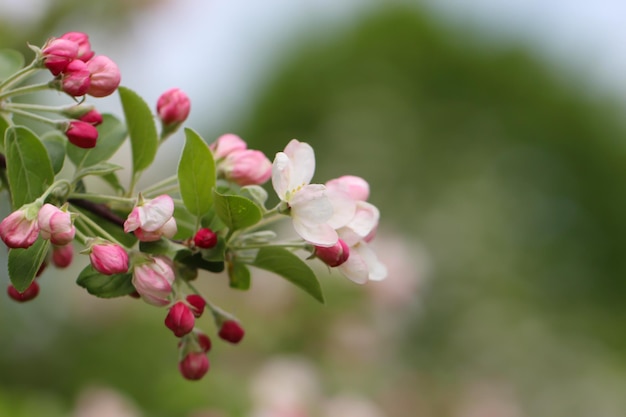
[65,120,98,148]
[38,204,75,246]
[157,88,190,125]
[165,301,195,337]
[52,244,73,268]
[314,238,350,267]
[42,38,78,75]
[220,149,272,186]
[86,55,121,97]
[193,228,217,249]
[90,243,129,275]
[60,32,94,62]
[196,331,212,352]
[61,59,91,96]
[185,294,206,318]
[178,352,209,381]
[7,281,40,302]
[79,109,103,126]
[0,208,40,249]
[132,256,175,306]
[218,320,245,344]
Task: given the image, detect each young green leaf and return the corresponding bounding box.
[76,264,136,298]
[228,260,251,290]
[0,49,24,82]
[251,246,324,303]
[4,126,54,209]
[214,191,262,231]
[41,131,66,174]
[178,128,215,216]
[67,114,127,169]
[118,87,158,175]
[8,238,50,292]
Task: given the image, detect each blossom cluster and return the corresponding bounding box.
[0,31,386,381]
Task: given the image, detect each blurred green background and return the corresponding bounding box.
[2,1,626,416]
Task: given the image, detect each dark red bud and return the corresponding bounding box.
[165,301,195,337]
[7,281,40,302]
[178,352,209,381]
[186,294,206,318]
[218,320,245,344]
[193,228,217,249]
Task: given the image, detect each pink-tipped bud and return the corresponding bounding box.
[326,175,370,202]
[196,331,212,352]
[79,109,103,126]
[66,120,98,149]
[165,301,195,337]
[186,294,206,318]
[314,238,350,267]
[86,55,121,97]
[42,38,79,75]
[37,204,75,246]
[90,243,129,275]
[210,134,247,160]
[124,195,177,242]
[218,320,245,344]
[7,281,40,302]
[60,32,94,62]
[157,88,191,125]
[61,59,91,96]
[52,244,73,268]
[221,149,272,186]
[179,352,209,381]
[0,209,40,249]
[193,228,217,249]
[132,257,175,306]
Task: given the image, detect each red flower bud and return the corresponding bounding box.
[165,301,195,337]
[60,32,94,62]
[61,59,91,96]
[79,109,103,126]
[314,238,350,267]
[186,294,206,318]
[66,120,98,148]
[157,88,190,125]
[86,55,121,97]
[52,244,73,268]
[42,38,79,75]
[7,281,39,302]
[178,352,209,381]
[193,228,217,249]
[196,332,212,352]
[218,320,245,344]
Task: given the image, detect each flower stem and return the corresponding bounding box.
[0,82,52,101]
[72,206,126,248]
[141,175,178,195]
[1,107,60,127]
[69,192,136,206]
[0,60,39,91]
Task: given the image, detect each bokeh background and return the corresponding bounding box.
[2,0,626,416]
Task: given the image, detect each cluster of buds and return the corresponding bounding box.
[0,30,386,384]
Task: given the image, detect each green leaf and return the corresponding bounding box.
[228,261,251,290]
[74,162,122,182]
[177,128,215,216]
[0,114,10,153]
[0,49,24,82]
[100,172,125,194]
[4,126,54,209]
[251,247,324,303]
[67,114,127,169]
[214,191,262,231]
[76,264,135,298]
[118,87,158,174]
[8,238,50,292]
[41,131,66,174]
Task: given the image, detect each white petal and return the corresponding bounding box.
[355,243,387,281]
[272,152,292,200]
[283,139,315,188]
[290,184,333,224]
[326,186,356,229]
[292,217,338,247]
[141,195,174,232]
[345,201,379,240]
[338,251,369,284]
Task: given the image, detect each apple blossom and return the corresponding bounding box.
[272,139,340,247]
[157,88,190,125]
[86,55,121,97]
[38,203,75,246]
[210,133,247,159]
[124,195,177,242]
[89,242,129,275]
[60,31,94,62]
[61,59,91,96]
[41,38,78,75]
[0,207,40,249]
[132,256,175,306]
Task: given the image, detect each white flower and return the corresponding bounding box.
[272,139,339,247]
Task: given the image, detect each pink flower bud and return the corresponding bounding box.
[186,294,206,318]
[314,238,350,267]
[90,243,129,275]
[132,257,175,306]
[60,32,94,62]
[326,175,370,202]
[52,244,73,268]
[7,281,39,302]
[79,109,103,126]
[124,195,177,241]
[0,209,40,249]
[132,217,177,242]
[61,59,91,96]
[179,352,209,381]
[196,331,212,352]
[42,38,79,75]
[66,120,98,148]
[86,55,121,97]
[157,88,191,125]
[210,134,247,160]
[193,228,217,249]
[221,149,272,186]
[165,301,195,337]
[218,320,245,344]
[37,204,75,246]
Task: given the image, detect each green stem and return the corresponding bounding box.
[230,242,306,251]
[73,207,126,248]
[1,107,59,127]
[0,60,39,90]
[144,184,179,199]
[69,192,136,205]
[2,102,70,115]
[73,226,89,246]
[35,179,72,204]
[0,82,52,101]
[141,174,178,195]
